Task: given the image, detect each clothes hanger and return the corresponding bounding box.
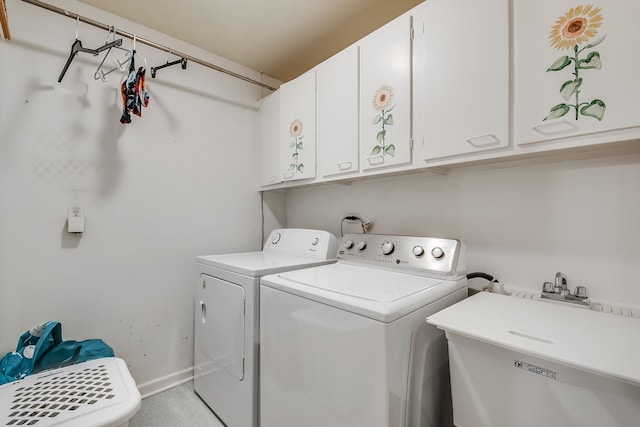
[150,49,187,78]
[131,34,147,70]
[94,26,130,82]
[58,16,123,83]
[120,35,147,83]
[120,35,146,97]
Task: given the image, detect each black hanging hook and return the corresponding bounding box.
[150,57,188,78]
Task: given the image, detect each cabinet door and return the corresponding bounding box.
[317,45,359,178]
[258,91,282,187]
[418,0,509,160]
[514,1,640,145]
[359,13,412,171]
[279,70,316,182]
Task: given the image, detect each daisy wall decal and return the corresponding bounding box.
[371,85,396,157]
[288,119,304,173]
[544,4,606,121]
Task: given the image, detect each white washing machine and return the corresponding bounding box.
[194,228,338,427]
[259,233,467,427]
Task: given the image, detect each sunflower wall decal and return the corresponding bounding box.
[370,85,396,157]
[544,4,606,121]
[288,119,304,173]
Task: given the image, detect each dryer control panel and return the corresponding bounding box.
[263,228,338,260]
[338,234,465,278]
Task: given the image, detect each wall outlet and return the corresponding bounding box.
[68,206,84,233]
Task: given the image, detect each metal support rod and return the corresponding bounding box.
[20,0,277,91]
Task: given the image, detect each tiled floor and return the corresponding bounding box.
[129,382,224,426]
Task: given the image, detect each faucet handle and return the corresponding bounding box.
[574,286,588,299]
[542,281,554,293]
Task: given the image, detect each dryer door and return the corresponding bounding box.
[196,274,245,380]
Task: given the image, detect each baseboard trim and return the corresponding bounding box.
[136,366,194,399]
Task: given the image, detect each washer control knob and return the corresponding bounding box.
[312,237,319,246]
[271,232,281,245]
[431,247,445,259]
[381,241,395,255]
[356,241,367,251]
[412,245,425,257]
[344,239,354,249]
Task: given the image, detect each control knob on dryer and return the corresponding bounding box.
[356,241,367,251]
[271,232,281,245]
[381,241,395,255]
[344,240,354,249]
[431,247,445,259]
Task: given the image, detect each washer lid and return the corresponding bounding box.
[197,252,335,277]
[261,262,465,322]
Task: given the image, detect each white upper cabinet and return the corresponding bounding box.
[514,1,640,146]
[316,44,360,178]
[257,90,281,187]
[359,13,413,171]
[279,70,316,182]
[416,0,510,161]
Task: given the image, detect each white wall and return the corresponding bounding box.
[285,153,640,306]
[0,0,266,393]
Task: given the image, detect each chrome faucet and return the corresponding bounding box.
[554,272,568,295]
[541,272,590,306]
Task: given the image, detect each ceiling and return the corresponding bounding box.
[79,0,423,83]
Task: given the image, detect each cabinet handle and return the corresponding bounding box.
[528,120,578,137]
[338,161,353,171]
[466,134,500,148]
[283,172,294,179]
[366,156,385,166]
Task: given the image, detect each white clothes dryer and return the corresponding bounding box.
[194,228,337,427]
[259,233,467,427]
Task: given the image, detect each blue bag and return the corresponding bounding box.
[0,321,114,385]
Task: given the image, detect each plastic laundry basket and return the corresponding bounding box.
[0,357,140,426]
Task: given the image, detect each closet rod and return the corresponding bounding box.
[21,0,277,91]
